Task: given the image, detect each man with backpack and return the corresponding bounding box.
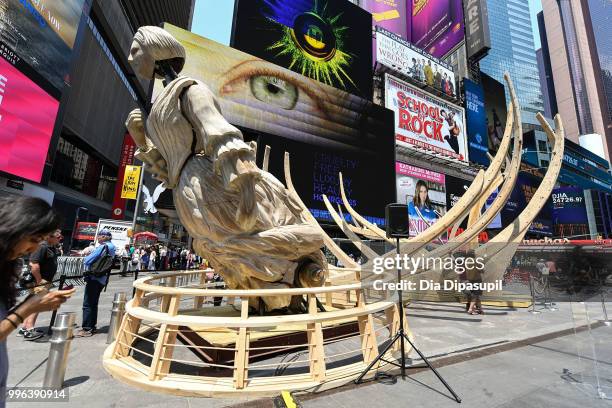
[75,229,115,337]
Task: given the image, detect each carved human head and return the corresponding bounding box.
[129,26,186,80]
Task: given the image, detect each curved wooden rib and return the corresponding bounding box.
[339,173,388,239]
[283,152,358,269]
[478,113,565,283]
[322,195,379,260]
[262,145,271,172]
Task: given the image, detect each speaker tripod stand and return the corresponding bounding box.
[354,236,462,404]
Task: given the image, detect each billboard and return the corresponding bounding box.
[445,174,501,232]
[385,74,468,164]
[95,219,132,250]
[396,162,446,237]
[157,24,392,156]
[375,26,456,98]
[410,0,465,58]
[502,173,553,236]
[257,134,394,225]
[551,187,589,238]
[0,0,86,92]
[463,0,491,60]
[481,73,507,154]
[464,78,489,165]
[230,0,373,98]
[362,0,409,40]
[0,57,59,182]
[73,222,97,241]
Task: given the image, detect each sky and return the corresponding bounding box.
[191,0,234,45]
[191,0,545,49]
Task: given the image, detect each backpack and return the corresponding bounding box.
[86,245,114,277]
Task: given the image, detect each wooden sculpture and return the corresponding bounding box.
[125,26,326,311]
[104,25,565,398]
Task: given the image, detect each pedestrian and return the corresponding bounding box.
[149,247,157,271]
[0,196,76,406]
[129,246,140,273]
[19,228,62,340]
[141,248,150,272]
[75,229,116,337]
[119,244,130,276]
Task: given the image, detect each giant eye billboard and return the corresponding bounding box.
[156,24,396,222]
[230,0,373,99]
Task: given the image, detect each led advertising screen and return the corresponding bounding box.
[230,0,373,98]
[445,174,501,233]
[375,26,456,98]
[0,0,86,92]
[0,57,59,182]
[362,0,409,40]
[385,74,468,164]
[502,173,552,236]
[481,73,507,154]
[464,78,489,166]
[257,133,395,226]
[551,187,589,238]
[410,0,465,58]
[158,24,391,155]
[396,162,446,237]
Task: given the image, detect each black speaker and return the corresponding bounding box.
[385,203,410,238]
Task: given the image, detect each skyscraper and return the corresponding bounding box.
[479,0,545,131]
[540,0,611,161]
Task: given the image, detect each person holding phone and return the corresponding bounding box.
[0,197,76,406]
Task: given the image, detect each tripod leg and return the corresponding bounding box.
[354,331,403,384]
[403,333,461,403]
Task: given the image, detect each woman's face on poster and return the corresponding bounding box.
[418,185,428,204]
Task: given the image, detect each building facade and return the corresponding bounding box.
[479,0,545,131]
[540,0,611,161]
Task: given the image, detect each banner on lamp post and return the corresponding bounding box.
[121,165,141,200]
[111,134,137,219]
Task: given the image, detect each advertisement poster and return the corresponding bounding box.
[73,222,97,241]
[502,173,552,236]
[95,219,131,250]
[362,0,409,40]
[445,174,501,232]
[396,162,446,237]
[481,73,507,154]
[120,165,141,200]
[0,57,59,182]
[464,78,489,165]
[158,24,393,158]
[0,0,86,92]
[231,0,373,98]
[385,74,468,164]
[258,134,394,225]
[375,26,456,98]
[551,187,589,238]
[111,134,136,219]
[410,0,465,58]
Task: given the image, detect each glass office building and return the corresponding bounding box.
[480,0,545,131]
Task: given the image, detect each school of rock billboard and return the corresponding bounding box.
[396,162,446,237]
[385,74,468,164]
[375,26,457,98]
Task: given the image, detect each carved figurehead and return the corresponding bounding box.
[125,26,327,311]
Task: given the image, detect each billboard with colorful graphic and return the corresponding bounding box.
[385,74,468,164]
[375,26,456,98]
[0,0,86,92]
[362,0,409,40]
[230,0,373,98]
[0,57,59,182]
[396,162,446,237]
[464,78,489,165]
[502,173,553,236]
[410,0,465,58]
[158,24,391,156]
